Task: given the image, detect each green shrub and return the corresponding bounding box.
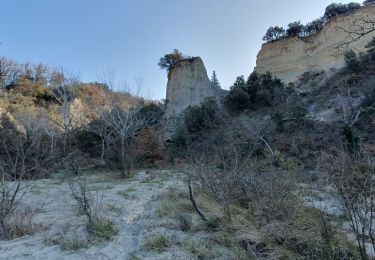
[60,236,89,251]
[87,218,118,241]
[254,89,272,107]
[224,87,250,112]
[144,235,170,252]
[184,97,222,134]
[225,72,285,112]
[345,50,361,73]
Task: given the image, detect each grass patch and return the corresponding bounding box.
[117,187,136,199]
[87,219,118,241]
[87,184,113,192]
[30,188,42,195]
[144,234,171,252]
[157,201,178,217]
[60,236,89,251]
[177,213,192,232]
[96,170,138,184]
[183,239,220,259]
[141,177,161,184]
[107,205,122,216]
[127,252,142,260]
[2,206,44,240]
[156,188,194,218]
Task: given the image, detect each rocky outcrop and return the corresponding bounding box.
[163,57,225,141]
[255,6,375,84]
[165,57,224,116]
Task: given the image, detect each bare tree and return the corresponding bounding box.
[49,69,79,154]
[101,95,161,177]
[68,170,96,225]
[337,17,375,49]
[0,57,14,89]
[92,73,162,176]
[322,148,375,260]
[17,110,60,155]
[190,146,252,219]
[334,82,362,153]
[33,63,48,85]
[87,118,111,165]
[0,113,55,239]
[68,161,118,240]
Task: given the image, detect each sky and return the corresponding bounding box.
[0,0,362,100]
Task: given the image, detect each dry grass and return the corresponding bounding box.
[2,206,44,240]
[144,234,171,252]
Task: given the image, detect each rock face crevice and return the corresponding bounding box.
[165,57,224,116]
[255,6,375,84]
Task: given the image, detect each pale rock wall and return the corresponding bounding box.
[163,57,225,141]
[165,57,224,116]
[255,6,375,84]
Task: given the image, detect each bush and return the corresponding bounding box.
[262,2,362,42]
[287,101,308,123]
[344,50,361,73]
[158,49,187,72]
[224,87,250,112]
[86,219,118,241]
[286,21,305,37]
[134,127,166,167]
[305,18,325,35]
[184,98,222,134]
[363,0,375,6]
[322,148,375,259]
[145,235,171,252]
[263,26,286,42]
[69,173,118,242]
[324,3,360,19]
[366,37,375,61]
[1,206,42,240]
[254,89,273,107]
[225,72,285,112]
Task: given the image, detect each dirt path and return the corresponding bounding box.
[0,170,188,260]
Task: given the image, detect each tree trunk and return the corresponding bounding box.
[188,177,207,221]
[100,137,105,165]
[120,136,125,178]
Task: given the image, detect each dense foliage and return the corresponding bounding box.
[224,72,285,112]
[363,0,375,6]
[263,1,364,43]
[158,49,188,72]
[344,37,375,73]
[210,70,221,88]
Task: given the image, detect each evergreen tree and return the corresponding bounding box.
[211,71,221,88]
[158,49,184,72]
[286,21,305,37]
[263,26,286,42]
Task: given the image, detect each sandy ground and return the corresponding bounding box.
[0,169,200,260]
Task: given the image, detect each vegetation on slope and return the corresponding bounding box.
[262,1,372,43]
[168,37,375,259]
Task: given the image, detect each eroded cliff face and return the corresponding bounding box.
[165,57,223,116]
[255,6,375,84]
[162,57,224,141]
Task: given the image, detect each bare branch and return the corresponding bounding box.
[337,17,375,49]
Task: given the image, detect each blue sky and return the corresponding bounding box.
[0,0,362,100]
